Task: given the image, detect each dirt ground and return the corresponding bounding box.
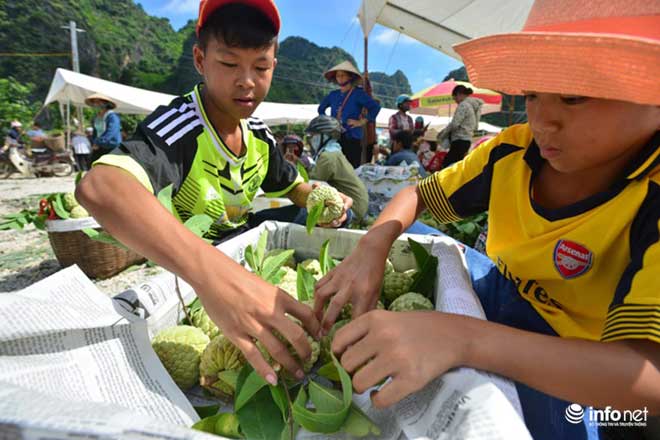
[0,175,163,294]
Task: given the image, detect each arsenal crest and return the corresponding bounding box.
[554,240,593,279]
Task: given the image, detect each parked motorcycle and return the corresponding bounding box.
[0,140,74,178]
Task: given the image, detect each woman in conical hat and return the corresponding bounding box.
[318,60,381,168]
[314,1,660,438]
[85,93,122,163]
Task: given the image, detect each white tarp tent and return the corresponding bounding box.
[43,68,501,134]
[358,0,533,61]
[44,68,175,115]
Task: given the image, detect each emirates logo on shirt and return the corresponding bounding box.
[554,240,593,279]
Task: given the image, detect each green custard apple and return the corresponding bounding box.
[62,192,79,211]
[69,205,89,218]
[199,335,246,399]
[190,307,221,340]
[306,185,344,224]
[152,325,210,390]
[382,272,414,303]
[388,292,434,312]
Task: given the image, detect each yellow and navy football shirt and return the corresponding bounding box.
[419,124,660,344]
[96,84,303,240]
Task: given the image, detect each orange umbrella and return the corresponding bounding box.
[410,80,502,116]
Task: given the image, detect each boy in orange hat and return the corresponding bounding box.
[314,1,659,438]
[76,0,355,386]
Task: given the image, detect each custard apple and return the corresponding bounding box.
[69,205,89,218]
[306,185,344,224]
[382,272,414,303]
[300,259,322,276]
[266,248,296,269]
[199,335,246,398]
[152,325,210,390]
[260,318,320,374]
[320,319,349,364]
[63,192,79,211]
[404,268,418,278]
[276,266,298,299]
[384,259,395,274]
[388,292,434,312]
[190,307,221,340]
[339,300,385,320]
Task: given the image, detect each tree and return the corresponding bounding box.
[0,78,40,131]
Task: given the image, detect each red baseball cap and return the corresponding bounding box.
[196,0,281,37]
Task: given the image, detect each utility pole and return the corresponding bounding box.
[62,21,85,73]
[61,21,86,144]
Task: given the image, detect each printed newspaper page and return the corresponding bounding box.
[0,266,210,439]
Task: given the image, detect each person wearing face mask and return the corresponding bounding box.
[318,61,381,168]
[85,93,122,163]
[306,115,368,222]
[251,116,364,227]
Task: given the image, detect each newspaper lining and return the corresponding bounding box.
[0,222,530,439]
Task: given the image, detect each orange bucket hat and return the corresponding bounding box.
[454,0,660,105]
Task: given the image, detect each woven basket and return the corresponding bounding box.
[46,218,145,279]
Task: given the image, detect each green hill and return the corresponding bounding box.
[1,1,412,109]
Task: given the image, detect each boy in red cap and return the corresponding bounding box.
[315,1,659,439]
[77,0,352,386]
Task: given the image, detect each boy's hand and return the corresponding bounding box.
[195,270,320,385]
[313,239,386,332]
[332,310,469,408]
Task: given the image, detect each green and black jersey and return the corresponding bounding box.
[95,84,303,240]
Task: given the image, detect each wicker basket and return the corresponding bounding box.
[44,135,65,152]
[46,218,145,279]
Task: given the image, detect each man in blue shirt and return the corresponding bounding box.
[385,130,426,176]
[318,61,380,168]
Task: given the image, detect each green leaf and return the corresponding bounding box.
[244,244,259,273]
[410,253,438,300]
[237,387,285,440]
[269,384,288,420]
[0,220,22,231]
[317,361,341,382]
[309,380,344,413]
[192,412,243,439]
[157,184,174,214]
[256,230,269,268]
[342,403,382,438]
[279,422,299,440]
[81,228,128,250]
[292,354,352,433]
[408,238,430,269]
[183,214,213,238]
[296,265,315,302]
[187,297,203,314]
[52,193,70,219]
[214,413,243,439]
[32,215,46,230]
[261,250,295,283]
[305,203,324,235]
[74,170,84,185]
[318,239,335,276]
[194,404,220,419]
[234,368,269,413]
[296,162,309,183]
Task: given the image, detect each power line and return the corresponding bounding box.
[0,53,70,57]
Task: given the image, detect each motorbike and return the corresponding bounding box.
[0,138,74,178]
